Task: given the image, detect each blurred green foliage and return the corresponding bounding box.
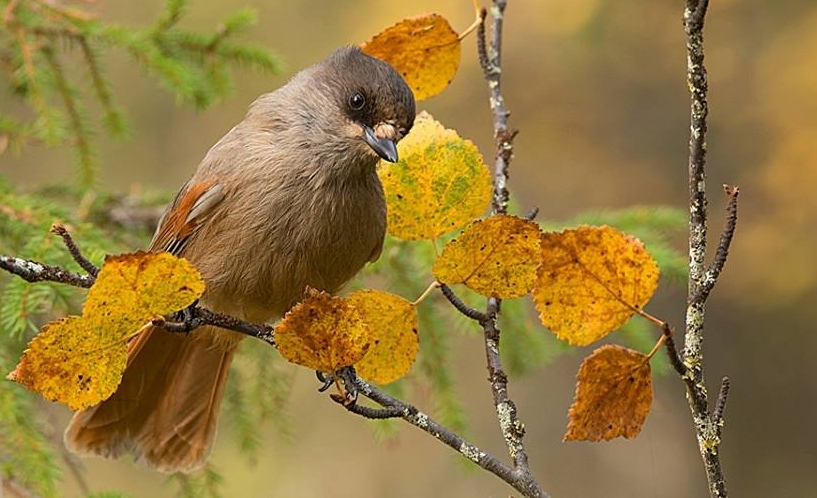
[0,0,279,496]
[0,0,279,191]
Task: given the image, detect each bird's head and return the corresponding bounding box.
[312,46,416,164]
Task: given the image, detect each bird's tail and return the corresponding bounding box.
[64,325,239,473]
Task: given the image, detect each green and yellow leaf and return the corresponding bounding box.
[379,111,491,241]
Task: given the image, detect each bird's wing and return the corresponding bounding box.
[150,181,225,256]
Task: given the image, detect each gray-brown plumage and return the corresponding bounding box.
[64,46,415,473]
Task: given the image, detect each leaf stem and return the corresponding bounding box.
[411,280,441,306]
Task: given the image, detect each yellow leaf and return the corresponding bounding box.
[532,226,659,346]
[564,345,653,442]
[7,251,205,409]
[85,251,206,322]
[348,290,419,384]
[379,111,492,240]
[276,290,371,373]
[7,316,129,410]
[362,13,460,101]
[433,215,542,298]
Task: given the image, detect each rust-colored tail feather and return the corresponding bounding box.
[64,325,237,473]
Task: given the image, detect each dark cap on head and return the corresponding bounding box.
[319,46,416,162]
[245,46,415,165]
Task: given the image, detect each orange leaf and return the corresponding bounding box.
[362,13,460,101]
[564,344,653,442]
[348,290,419,384]
[275,290,370,373]
[532,225,659,346]
[433,215,542,298]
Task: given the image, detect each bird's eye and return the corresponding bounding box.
[348,92,366,111]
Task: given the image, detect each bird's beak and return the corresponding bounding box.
[363,125,399,163]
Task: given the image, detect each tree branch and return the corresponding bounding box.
[348,375,549,498]
[0,226,275,343]
[153,307,274,345]
[661,323,686,377]
[0,230,548,496]
[0,255,94,288]
[472,3,544,497]
[480,0,516,217]
[482,297,539,495]
[682,1,730,496]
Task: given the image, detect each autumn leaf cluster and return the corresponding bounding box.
[8,12,673,448]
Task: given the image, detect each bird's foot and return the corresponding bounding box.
[316,367,358,406]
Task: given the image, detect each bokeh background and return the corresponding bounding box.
[3,0,817,496]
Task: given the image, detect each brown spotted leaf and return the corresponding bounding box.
[7,316,130,410]
[276,290,371,373]
[564,344,653,442]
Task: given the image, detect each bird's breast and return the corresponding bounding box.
[192,169,386,322]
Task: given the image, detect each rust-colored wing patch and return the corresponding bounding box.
[151,181,225,256]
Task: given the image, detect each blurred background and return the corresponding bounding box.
[3,0,816,496]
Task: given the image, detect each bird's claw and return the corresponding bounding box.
[169,300,199,334]
[316,370,333,392]
[315,367,359,405]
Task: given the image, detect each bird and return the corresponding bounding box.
[64,46,416,473]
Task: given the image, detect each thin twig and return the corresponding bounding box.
[332,398,404,419]
[476,2,543,497]
[483,297,538,493]
[0,246,273,344]
[682,1,729,496]
[51,223,99,277]
[153,307,274,345]
[698,185,739,302]
[476,8,491,77]
[661,323,686,376]
[485,0,514,216]
[524,206,539,221]
[713,376,730,424]
[439,283,488,322]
